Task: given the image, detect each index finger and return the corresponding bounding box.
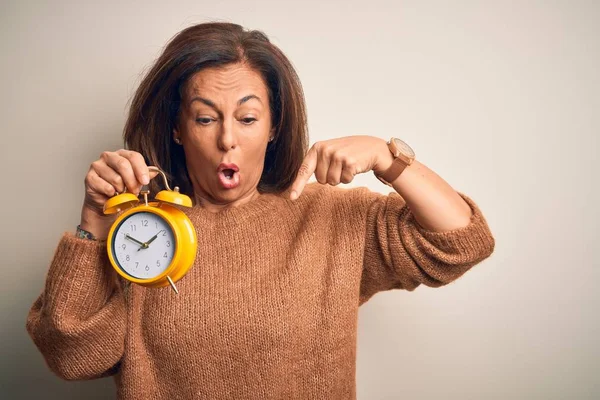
[290,146,318,200]
[117,150,152,185]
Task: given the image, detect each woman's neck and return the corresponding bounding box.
[192,187,263,214]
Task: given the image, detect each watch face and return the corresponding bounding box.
[111,211,176,279]
[392,138,415,157]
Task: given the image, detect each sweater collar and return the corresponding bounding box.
[183,190,289,226]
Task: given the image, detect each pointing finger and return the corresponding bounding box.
[290,146,318,200]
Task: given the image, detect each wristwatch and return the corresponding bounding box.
[374,137,416,186]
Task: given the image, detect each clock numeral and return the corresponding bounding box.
[121,244,126,250]
[162,231,167,236]
[142,220,148,227]
[155,221,159,229]
[156,260,160,267]
[135,262,139,268]
[145,265,150,271]
[163,252,168,258]
[126,255,130,261]
[130,225,136,232]
[166,241,170,247]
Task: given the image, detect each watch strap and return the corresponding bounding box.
[375,157,408,186]
[76,225,101,241]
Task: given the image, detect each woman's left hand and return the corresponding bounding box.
[289,135,393,200]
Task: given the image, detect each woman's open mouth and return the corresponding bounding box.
[217,163,240,189]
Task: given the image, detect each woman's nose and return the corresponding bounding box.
[217,118,237,151]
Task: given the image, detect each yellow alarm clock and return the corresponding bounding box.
[103,166,197,294]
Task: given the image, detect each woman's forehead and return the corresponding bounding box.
[184,64,268,103]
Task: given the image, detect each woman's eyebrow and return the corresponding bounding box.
[190,94,262,110]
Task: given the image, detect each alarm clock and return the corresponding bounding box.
[103,166,197,294]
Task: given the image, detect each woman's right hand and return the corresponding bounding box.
[80,149,158,240]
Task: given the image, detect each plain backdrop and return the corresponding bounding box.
[1,1,598,399]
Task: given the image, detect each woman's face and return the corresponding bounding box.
[174,63,273,208]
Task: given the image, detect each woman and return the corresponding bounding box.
[26,22,495,399]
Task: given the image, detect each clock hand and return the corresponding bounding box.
[145,230,164,246]
[133,230,164,252]
[125,233,146,248]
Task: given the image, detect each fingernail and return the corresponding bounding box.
[142,174,149,185]
[290,190,298,200]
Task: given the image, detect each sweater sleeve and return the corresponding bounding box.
[358,189,495,305]
[26,233,127,380]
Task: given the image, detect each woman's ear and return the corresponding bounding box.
[173,128,182,145]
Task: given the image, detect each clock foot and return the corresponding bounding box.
[166,275,179,294]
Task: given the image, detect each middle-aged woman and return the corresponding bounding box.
[26,22,495,399]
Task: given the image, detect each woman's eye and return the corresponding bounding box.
[195,118,214,125]
[241,118,257,125]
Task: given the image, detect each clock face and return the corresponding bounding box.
[111,211,176,279]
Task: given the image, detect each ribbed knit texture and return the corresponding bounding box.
[26,182,495,399]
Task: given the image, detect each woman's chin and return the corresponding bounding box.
[211,183,245,202]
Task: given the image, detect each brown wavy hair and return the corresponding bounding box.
[123,21,308,197]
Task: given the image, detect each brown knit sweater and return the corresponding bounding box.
[26,182,495,399]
